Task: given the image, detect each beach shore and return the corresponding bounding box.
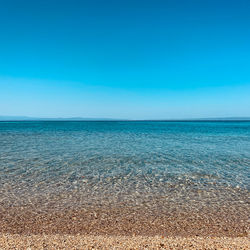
[0,234,249,249]
[0,204,249,236]
[0,203,249,249]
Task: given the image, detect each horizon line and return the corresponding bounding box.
[0,115,250,122]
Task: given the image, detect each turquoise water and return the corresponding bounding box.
[0,121,249,211]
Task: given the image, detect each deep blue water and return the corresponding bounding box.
[0,121,249,210]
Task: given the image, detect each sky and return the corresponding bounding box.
[0,0,250,119]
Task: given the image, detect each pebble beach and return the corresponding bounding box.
[0,234,249,249]
[0,201,249,249]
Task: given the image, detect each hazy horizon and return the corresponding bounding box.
[1,115,250,121]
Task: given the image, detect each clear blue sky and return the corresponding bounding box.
[0,0,249,119]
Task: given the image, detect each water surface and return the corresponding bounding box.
[0,121,249,235]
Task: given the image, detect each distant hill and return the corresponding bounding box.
[0,116,33,121]
[0,116,250,121]
[0,116,119,121]
[197,117,250,121]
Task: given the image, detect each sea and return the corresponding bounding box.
[0,121,249,235]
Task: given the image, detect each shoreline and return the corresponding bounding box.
[1,188,248,248]
[0,203,248,237]
[0,234,249,249]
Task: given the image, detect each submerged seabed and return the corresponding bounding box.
[0,121,249,235]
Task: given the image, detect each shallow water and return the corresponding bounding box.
[0,121,249,212]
